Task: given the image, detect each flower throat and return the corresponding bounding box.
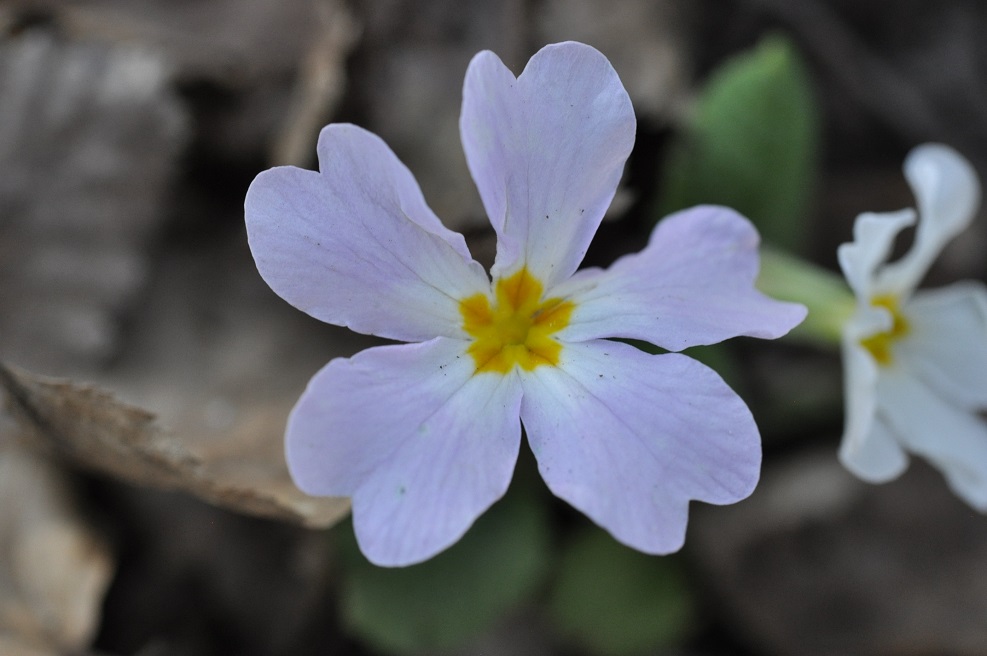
[459,268,574,374]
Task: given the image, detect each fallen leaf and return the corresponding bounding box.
[0,445,114,653]
[1,362,350,529]
[0,29,188,373]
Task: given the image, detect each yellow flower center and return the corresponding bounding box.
[859,294,910,366]
[459,268,575,375]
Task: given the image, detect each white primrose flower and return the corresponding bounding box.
[838,143,987,508]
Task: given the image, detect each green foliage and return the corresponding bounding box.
[656,34,819,253]
[548,527,697,656]
[337,485,550,655]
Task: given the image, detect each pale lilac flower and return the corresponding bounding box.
[838,144,987,509]
[245,42,805,566]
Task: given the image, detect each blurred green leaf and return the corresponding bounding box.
[548,527,697,656]
[656,34,819,253]
[681,342,743,394]
[337,484,550,655]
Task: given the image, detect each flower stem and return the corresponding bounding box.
[757,247,855,348]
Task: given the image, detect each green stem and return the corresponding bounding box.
[757,247,855,348]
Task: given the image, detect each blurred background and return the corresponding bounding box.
[2,1,987,655]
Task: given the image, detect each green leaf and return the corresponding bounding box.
[656,34,819,253]
[337,484,550,655]
[548,527,697,656]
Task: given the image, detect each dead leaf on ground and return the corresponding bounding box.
[0,362,350,529]
[0,444,114,654]
[0,28,188,374]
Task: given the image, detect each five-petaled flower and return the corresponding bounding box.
[245,41,806,566]
[838,143,987,509]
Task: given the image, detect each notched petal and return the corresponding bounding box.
[520,340,761,555]
[246,124,489,343]
[460,41,636,288]
[286,338,524,566]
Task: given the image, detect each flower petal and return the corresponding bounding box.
[519,340,761,555]
[286,338,523,566]
[460,42,635,288]
[900,282,987,409]
[838,338,909,482]
[883,144,981,294]
[246,123,489,342]
[840,336,880,458]
[877,370,987,511]
[906,144,980,233]
[837,209,916,299]
[839,416,909,483]
[552,206,806,349]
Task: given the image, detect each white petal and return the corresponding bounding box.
[877,370,987,511]
[839,414,909,484]
[519,340,761,555]
[906,144,980,230]
[837,210,915,299]
[883,144,982,294]
[839,335,885,473]
[286,338,523,566]
[900,282,987,409]
[839,311,914,483]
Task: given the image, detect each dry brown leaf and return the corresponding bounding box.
[0,635,60,656]
[34,0,330,81]
[1,363,350,529]
[0,445,114,653]
[0,22,349,532]
[38,0,363,163]
[0,29,188,373]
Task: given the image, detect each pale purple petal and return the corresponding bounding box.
[286,338,523,566]
[460,41,635,288]
[519,340,760,555]
[877,371,987,511]
[837,209,916,298]
[901,282,987,409]
[552,206,806,349]
[246,123,489,342]
[883,144,981,293]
